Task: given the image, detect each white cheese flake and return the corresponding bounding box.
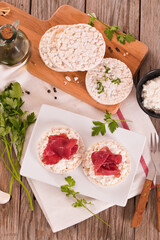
[142,76,160,113]
[65,76,71,82]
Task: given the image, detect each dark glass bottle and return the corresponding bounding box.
[0,20,31,66]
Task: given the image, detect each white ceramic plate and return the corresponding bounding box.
[20,104,146,206]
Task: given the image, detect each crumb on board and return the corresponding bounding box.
[74,76,79,81]
[123,52,129,57]
[65,76,71,82]
[64,81,68,85]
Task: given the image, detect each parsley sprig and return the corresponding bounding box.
[92,110,132,135]
[0,82,36,210]
[88,12,136,44]
[61,176,109,226]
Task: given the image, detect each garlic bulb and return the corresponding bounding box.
[0,190,10,204]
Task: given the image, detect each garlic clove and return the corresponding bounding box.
[0,190,10,204]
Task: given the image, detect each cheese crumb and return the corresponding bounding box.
[65,76,71,82]
[74,77,79,81]
[142,76,160,113]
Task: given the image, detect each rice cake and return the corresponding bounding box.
[47,25,75,72]
[58,24,106,71]
[37,126,85,174]
[85,58,133,105]
[82,139,130,186]
[39,26,73,72]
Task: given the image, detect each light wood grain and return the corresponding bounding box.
[19,177,35,240]
[0,151,20,240]
[156,184,160,232]
[31,0,59,20]
[134,1,160,239]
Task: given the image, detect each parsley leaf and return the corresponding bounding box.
[9,82,23,99]
[126,33,136,43]
[92,121,106,136]
[92,110,132,135]
[110,25,120,32]
[104,26,120,41]
[65,176,76,187]
[27,112,36,125]
[88,13,136,44]
[111,78,121,85]
[108,120,119,133]
[117,34,125,44]
[61,176,109,227]
[88,13,96,27]
[104,28,113,40]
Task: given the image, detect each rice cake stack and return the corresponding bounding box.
[39,24,106,72]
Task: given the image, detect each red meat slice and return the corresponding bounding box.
[42,134,78,165]
[107,154,122,164]
[91,146,122,177]
[91,150,110,172]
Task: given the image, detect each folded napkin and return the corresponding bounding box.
[0,63,156,232]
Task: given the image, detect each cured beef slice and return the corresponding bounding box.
[42,133,78,165]
[91,146,122,177]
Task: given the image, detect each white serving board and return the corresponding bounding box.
[20,104,146,206]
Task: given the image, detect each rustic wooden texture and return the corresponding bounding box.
[134,0,160,239]
[0,2,30,240]
[0,150,20,240]
[156,184,160,232]
[0,0,160,240]
[0,1,148,114]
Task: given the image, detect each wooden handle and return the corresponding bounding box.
[131,179,152,228]
[156,184,160,231]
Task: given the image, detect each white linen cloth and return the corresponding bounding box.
[0,63,156,232]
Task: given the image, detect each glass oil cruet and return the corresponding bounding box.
[0,20,31,66]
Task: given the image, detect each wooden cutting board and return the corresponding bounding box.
[0,2,148,114]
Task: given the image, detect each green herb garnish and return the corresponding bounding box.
[0,82,36,210]
[92,110,132,135]
[111,78,121,85]
[88,14,96,27]
[88,13,136,44]
[61,176,109,227]
[117,34,125,44]
[104,65,110,73]
[104,25,120,41]
[103,75,109,81]
[97,80,104,94]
